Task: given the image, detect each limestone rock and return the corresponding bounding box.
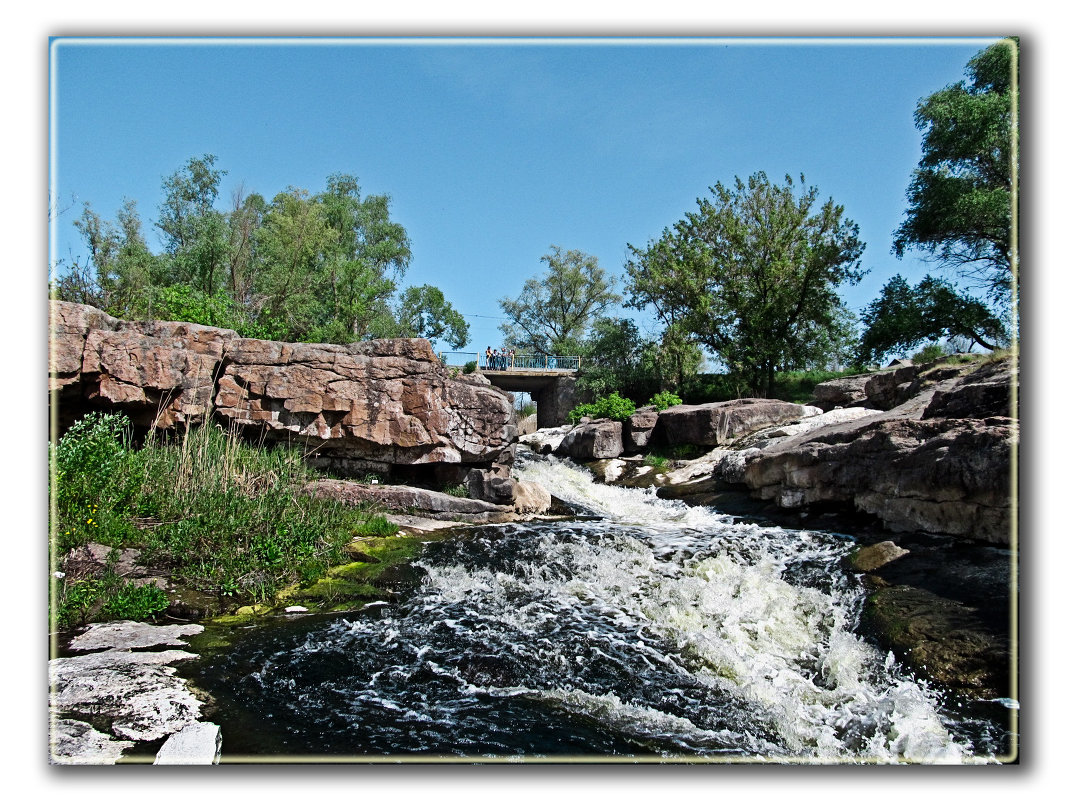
[557,419,624,460]
[49,648,204,742]
[811,374,871,410]
[623,406,659,452]
[67,620,204,652]
[655,399,814,448]
[512,481,551,514]
[304,478,509,515]
[520,425,573,455]
[849,541,910,572]
[153,722,222,765]
[49,717,135,765]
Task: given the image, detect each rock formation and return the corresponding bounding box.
[656,398,820,448]
[49,301,517,479]
[741,357,1016,544]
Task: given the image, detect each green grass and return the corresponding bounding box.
[50,412,400,629]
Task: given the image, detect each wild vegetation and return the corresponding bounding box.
[50,412,398,630]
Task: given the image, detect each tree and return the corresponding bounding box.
[855,273,1007,366]
[892,38,1018,309]
[58,200,160,318]
[156,154,231,295]
[626,172,866,397]
[498,246,621,355]
[313,174,411,342]
[393,284,470,349]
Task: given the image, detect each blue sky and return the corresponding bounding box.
[49,37,1001,353]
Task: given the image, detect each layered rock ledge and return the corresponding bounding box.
[49,301,517,479]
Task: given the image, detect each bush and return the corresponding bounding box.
[463,361,477,374]
[912,343,948,364]
[568,392,637,423]
[648,391,683,411]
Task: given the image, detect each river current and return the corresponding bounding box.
[187,452,1011,763]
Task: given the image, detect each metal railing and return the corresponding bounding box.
[438,352,582,371]
[479,353,581,371]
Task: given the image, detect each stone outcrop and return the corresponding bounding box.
[740,358,1017,544]
[557,419,624,460]
[304,478,512,519]
[848,541,910,573]
[656,398,819,448]
[623,406,658,452]
[49,301,517,477]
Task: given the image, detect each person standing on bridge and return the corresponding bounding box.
[485,346,492,369]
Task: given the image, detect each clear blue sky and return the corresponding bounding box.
[49,37,1001,352]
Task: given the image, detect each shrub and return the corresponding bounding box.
[648,391,683,411]
[463,361,478,374]
[912,343,948,364]
[568,392,637,423]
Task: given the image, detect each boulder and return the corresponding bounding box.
[520,425,572,455]
[655,398,816,448]
[465,468,517,505]
[303,478,511,518]
[623,406,659,452]
[512,481,552,514]
[848,541,910,573]
[557,419,624,460]
[811,374,870,410]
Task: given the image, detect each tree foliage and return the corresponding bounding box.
[51,155,464,349]
[892,38,1018,308]
[626,172,866,396]
[855,273,1007,366]
[498,246,621,356]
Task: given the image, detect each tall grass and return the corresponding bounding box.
[50,412,397,628]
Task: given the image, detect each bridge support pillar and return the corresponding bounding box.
[535,376,580,429]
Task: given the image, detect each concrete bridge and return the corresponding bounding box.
[440,352,582,429]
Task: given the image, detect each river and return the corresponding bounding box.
[184,451,1013,763]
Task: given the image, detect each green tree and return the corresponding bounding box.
[626,172,866,397]
[314,175,411,342]
[499,246,621,356]
[156,154,231,296]
[57,200,161,318]
[393,284,470,349]
[855,273,1007,366]
[892,38,1018,308]
[253,187,334,340]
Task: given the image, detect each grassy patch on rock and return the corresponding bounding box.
[49,412,404,629]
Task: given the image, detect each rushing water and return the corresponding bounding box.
[187,452,1010,763]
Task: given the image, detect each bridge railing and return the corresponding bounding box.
[438,352,582,371]
[479,353,581,371]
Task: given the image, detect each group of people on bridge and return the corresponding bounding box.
[484,346,516,370]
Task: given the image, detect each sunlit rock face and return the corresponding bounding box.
[49,301,517,473]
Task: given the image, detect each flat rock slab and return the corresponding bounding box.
[385,513,470,533]
[153,722,222,765]
[49,717,136,765]
[67,620,204,652]
[49,648,205,742]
